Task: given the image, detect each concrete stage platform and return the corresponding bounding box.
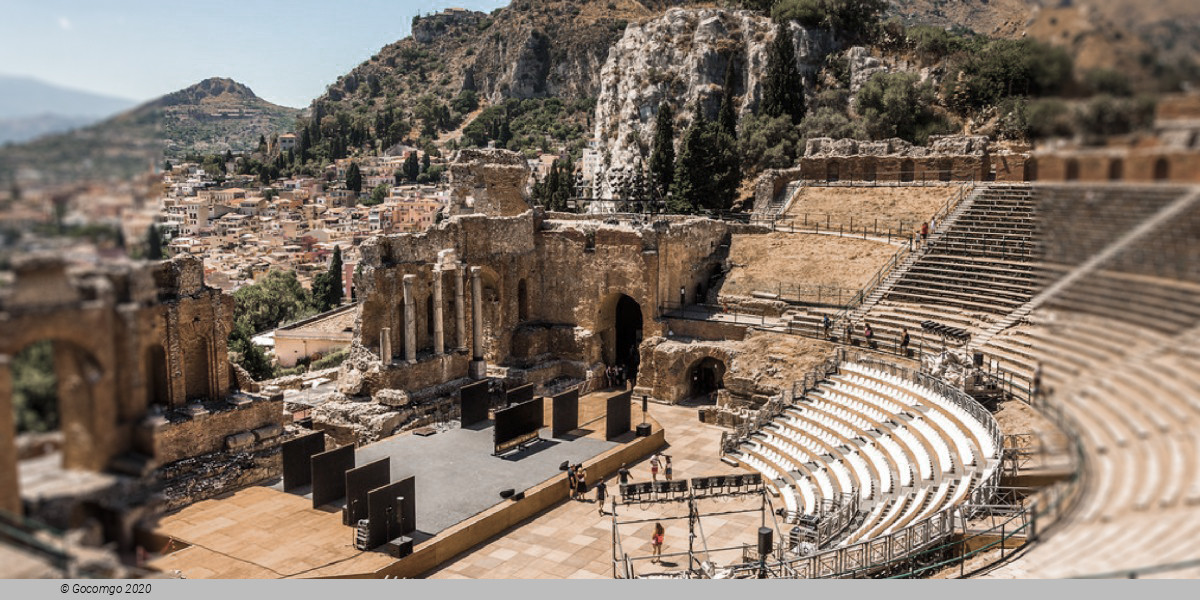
[145,390,664,578]
[273,416,617,534]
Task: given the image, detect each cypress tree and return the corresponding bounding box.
[648,102,676,201]
[669,105,707,214]
[346,161,362,194]
[719,59,739,139]
[145,224,163,260]
[327,245,344,307]
[404,152,420,181]
[762,23,806,124]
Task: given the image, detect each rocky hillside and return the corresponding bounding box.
[591,8,835,186]
[890,0,1200,88]
[0,78,298,183]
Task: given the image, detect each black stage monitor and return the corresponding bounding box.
[551,388,580,438]
[605,390,632,440]
[311,444,355,508]
[281,431,325,491]
[506,383,535,406]
[344,458,390,525]
[460,379,490,426]
[494,397,544,454]
[366,476,416,549]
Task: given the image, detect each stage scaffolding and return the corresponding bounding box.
[609,477,796,579]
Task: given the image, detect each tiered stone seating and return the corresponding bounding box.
[975,186,1200,578]
[883,185,1040,315]
[732,361,998,551]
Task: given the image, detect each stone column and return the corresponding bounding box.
[402,274,417,364]
[432,269,445,355]
[454,264,466,351]
[469,266,486,378]
[0,355,19,516]
[380,327,392,363]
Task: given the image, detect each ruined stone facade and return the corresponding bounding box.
[446,148,532,217]
[0,255,283,517]
[344,210,732,406]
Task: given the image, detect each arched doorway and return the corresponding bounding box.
[1154,157,1170,181]
[9,338,105,468]
[600,293,644,382]
[517,279,528,322]
[144,345,170,408]
[1024,158,1038,182]
[900,159,915,183]
[826,161,840,183]
[938,159,953,182]
[863,161,877,182]
[1065,159,1080,181]
[1109,158,1124,181]
[687,357,725,404]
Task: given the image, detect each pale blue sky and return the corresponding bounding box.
[0,0,511,108]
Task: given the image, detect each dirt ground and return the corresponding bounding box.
[783,186,959,235]
[721,232,896,297]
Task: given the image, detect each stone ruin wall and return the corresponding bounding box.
[447,148,532,217]
[0,255,284,518]
[334,208,734,442]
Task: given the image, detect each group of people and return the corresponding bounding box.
[649,452,672,481]
[604,363,631,390]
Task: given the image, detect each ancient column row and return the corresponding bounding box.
[378,262,481,377]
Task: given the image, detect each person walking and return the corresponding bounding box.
[679,286,686,308]
[595,479,608,515]
[618,463,630,485]
[650,523,665,563]
[900,328,911,355]
[664,456,673,482]
[864,322,874,348]
[822,314,831,339]
[650,453,662,482]
[920,221,929,244]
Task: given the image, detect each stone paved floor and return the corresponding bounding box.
[428,403,770,579]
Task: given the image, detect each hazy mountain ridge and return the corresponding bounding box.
[0,78,298,183]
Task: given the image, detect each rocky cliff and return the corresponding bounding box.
[589,8,836,193]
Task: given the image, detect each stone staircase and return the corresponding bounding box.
[848,184,988,322]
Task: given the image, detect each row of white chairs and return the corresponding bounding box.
[768,422,875,502]
[824,378,957,475]
[840,364,991,464]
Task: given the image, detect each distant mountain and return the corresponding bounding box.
[0,75,138,145]
[0,77,299,183]
[0,75,136,120]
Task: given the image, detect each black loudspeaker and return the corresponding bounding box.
[511,491,525,501]
[559,461,570,471]
[642,395,648,413]
[973,351,984,367]
[499,488,515,499]
[758,527,773,556]
[386,536,413,558]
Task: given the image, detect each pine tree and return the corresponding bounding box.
[762,23,806,124]
[145,224,163,260]
[648,102,676,201]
